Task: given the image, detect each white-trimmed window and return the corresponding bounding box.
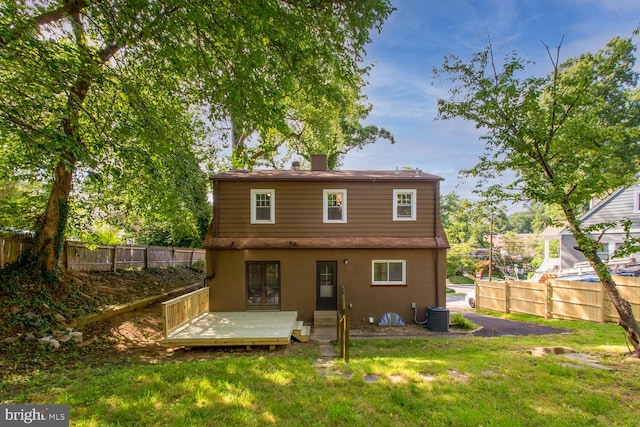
[251,189,275,224]
[372,260,406,285]
[393,189,416,221]
[323,189,347,223]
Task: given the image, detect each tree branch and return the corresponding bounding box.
[1,0,95,48]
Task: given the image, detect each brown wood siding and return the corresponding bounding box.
[216,181,437,238]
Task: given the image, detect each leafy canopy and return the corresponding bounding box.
[435,36,640,208]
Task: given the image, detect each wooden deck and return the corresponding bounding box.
[161,311,306,348]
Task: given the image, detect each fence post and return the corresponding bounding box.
[0,236,4,269]
[546,280,552,319]
[112,245,118,272]
[600,286,606,323]
[504,281,510,314]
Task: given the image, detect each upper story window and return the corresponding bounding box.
[323,189,347,223]
[372,260,406,285]
[251,189,275,224]
[634,190,640,213]
[393,189,417,221]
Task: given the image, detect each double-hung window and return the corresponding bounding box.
[323,189,347,223]
[372,260,406,285]
[251,189,275,224]
[393,189,416,221]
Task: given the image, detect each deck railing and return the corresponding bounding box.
[162,287,209,337]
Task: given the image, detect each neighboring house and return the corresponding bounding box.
[550,185,640,272]
[203,155,449,325]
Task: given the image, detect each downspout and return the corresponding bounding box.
[213,179,220,238]
[206,179,219,286]
[434,180,441,306]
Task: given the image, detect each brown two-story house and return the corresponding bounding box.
[203,155,449,326]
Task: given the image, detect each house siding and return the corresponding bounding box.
[207,247,447,324]
[204,166,448,326]
[215,180,437,238]
[581,187,640,230]
[559,185,640,269]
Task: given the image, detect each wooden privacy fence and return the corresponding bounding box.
[475,276,640,323]
[162,287,209,337]
[0,236,205,272]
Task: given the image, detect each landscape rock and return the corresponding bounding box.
[24,332,36,342]
[2,337,19,344]
[38,336,61,350]
[53,313,68,324]
[68,331,83,343]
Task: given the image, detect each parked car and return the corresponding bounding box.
[465,290,476,309]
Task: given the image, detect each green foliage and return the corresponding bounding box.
[446,243,479,277]
[450,313,478,330]
[435,35,640,350]
[0,1,395,271]
[440,192,499,245]
[435,36,640,209]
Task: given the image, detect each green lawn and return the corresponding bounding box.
[1,314,639,426]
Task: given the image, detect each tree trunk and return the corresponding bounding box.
[30,152,76,275]
[564,206,640,358]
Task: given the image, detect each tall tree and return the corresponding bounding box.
[0,1,394,276]
[435,36,640,356]
[440,192,505,246]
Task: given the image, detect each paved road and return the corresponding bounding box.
[446,284,474,310]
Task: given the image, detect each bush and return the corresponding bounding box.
[190,259,206,273]
[450,313,478,330]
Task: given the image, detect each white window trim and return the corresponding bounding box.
[250,189,275,224]
[393,189,417,221]
[323,189,347,223]
[634,190,640,214]
[372,260,406,285]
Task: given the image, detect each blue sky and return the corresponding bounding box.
[342,0,640,202]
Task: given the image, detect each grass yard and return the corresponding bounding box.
[1,313,639,426]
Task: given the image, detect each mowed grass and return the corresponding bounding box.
[2,314,640,426]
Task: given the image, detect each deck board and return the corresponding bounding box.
[161,311,299,347]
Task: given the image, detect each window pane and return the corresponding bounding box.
[255,193,271,221]
[327,192,343,220]
[373,262,388,282]
[255,206,271,220]
[396,193,412,218]
[388,262,404,282]
[247,264,263,305]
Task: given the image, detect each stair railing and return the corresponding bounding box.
[337,285,350,362]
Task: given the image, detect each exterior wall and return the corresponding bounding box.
[207,247,446,325]
[215,180,438,238]
[581,187,640,230]
[559,234,583,270]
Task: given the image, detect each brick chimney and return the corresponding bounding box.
[311,154,328,171]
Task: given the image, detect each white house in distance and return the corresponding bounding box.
[539,184,640,275]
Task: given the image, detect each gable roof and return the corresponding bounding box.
[211,169,443,182]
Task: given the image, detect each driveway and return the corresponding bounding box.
[446,285,571,337]
[458,311,571,337]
